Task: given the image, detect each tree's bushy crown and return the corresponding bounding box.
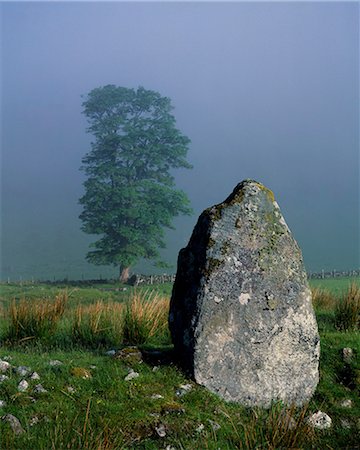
[79,85,192,273]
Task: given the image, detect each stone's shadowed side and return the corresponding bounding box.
[169,180,320,407]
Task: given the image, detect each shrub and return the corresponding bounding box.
[71,301,124,347]
[311,287,336,311]
[123,290,169,345]
[335,282,360,331]
[7,291,68,341]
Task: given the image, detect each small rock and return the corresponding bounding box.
[340,418,352,429]
[30,372,40,380]
[49,360,63,367]
[0,375,9,383]
[165,446,176,450]
[33,384,48,394]
[339,399,352,408]
[16,366,31,377]
[207,419,221,431]
[196,423,205,433]
[152,366,159,372]
[124,371,139,381]
[18,379,29,392]
[307,411,332,430]
[155,423,166,437]
[67,386,76,394]
[2,414,25,435]
[0,400,6,408]
[114,347,143,364]
[0,360,11,373]
[105,350,116,357]
[342,348,353,363]
[150,394,163,400]
[29,415,40,426]
[149,412,160,418]
[176,383,193,397]
[89,365,97,370]
[161,402,185,415]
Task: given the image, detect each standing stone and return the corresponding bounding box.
[169,180,320,407]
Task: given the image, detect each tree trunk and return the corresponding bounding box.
[120,266,130,283]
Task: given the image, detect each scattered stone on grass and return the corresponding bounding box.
[196,423,205,433]
[340,418,352,429]
[170,179,320,407]
[0,375,9,383]
[207,419,221,431]
[0,360,11,373]
[339,399,352,408]
[152,366,159,372]
[342,348,354,363]
[2,414,25,435]
[49,360,63,367]
[161,402,185,415]
[18,380,29,392]
[67,386,76,394]
[29,415,40,426]
[176,383,193,397]
[155,423,166,437]
[124,370,139,381]
[33,384,48,394]
[105,350,116,357]
[0,400,6,408]
[114,347,143,364]
[307,411,332,429]
[70,367,92,379]
[150,394,163,400]
[89,365,97,370]
[16,366,31,377]
[30,372,40,380]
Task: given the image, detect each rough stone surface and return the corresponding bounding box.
[0,360,11,373]
[2,414,25,435]
[169,180,320,407]
[307,411,332,429]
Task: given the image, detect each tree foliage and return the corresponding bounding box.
[79,85,192,279]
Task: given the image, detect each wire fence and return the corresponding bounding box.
[1,269,359,286]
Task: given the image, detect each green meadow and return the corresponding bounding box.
[0,277,358,449]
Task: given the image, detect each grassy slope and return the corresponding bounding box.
[0,278,359,449]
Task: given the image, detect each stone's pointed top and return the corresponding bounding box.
[223,179,275,206]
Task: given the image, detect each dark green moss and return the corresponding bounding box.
[220,241,230,256]
[204,257,223,278]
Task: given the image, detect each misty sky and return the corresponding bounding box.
[1,1,359,280]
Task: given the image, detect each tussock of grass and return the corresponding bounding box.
[6,292,68,341]
[311,287,336,311]
[335,282,360,331]
[123,290,170,345]
[72,301,124,347]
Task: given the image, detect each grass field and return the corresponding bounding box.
[0,277,358,449]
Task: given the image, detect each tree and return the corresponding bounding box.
[79,85,192,282]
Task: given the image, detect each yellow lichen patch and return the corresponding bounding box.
[254,181,275,202]
[70,367,92,379]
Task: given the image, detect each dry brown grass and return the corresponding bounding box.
[232,403,315,450]
[72,301,124,346]
[311,287,336,310]
[335,282,360,331]
[7,291,68,340]
[123,290,170,345]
